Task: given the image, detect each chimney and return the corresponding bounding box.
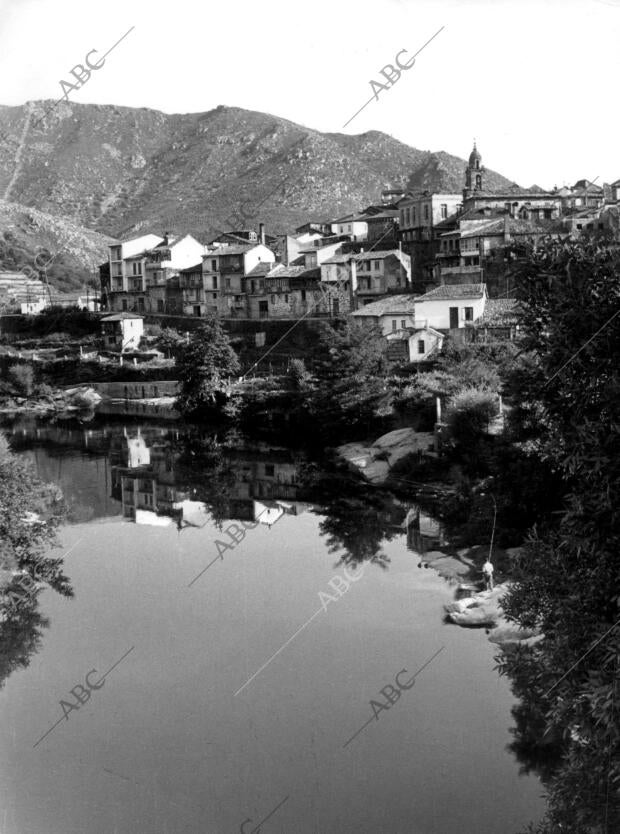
[259,223,266,245]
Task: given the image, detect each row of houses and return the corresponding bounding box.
[99,142,620,322]
[398,144,620,285]
[100,227,411,319]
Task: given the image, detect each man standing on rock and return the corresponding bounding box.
[482,558,494,590]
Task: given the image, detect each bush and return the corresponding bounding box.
[8,364,34,396]
[446,387,498,445]
[35,383,55,399]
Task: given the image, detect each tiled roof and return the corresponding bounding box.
[416,283,487,301]
[178,261,204,273]
[353,249,405,261]
[101,313,143,321]
[267,264,313,279]
[211,244,256,256]
[246,262,274,276]
[352,294,418,317]
[478,298,519,326]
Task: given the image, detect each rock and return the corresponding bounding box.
[445,583,509,628]
[337,428,435,485]
[487,623,539,645]
[65,387,101,408]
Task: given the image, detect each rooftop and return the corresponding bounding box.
[246,262,274,277]
[101,313,144,321]
[416,283,487,301]
[478,298,519,326]
[352,294,418,317]
[353,249,409,262]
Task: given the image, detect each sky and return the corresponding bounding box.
[0,0,618,190]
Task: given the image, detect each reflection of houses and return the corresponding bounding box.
[110,428,190,527]
[223,455,308,525]
[109,430,308,528]
[405,507,446,553]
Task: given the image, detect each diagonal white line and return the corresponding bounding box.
[543,308,620,388]
[542,618,620,699]
[342,26,445,128]
[234,607,324,696]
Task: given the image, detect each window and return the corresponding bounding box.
[132,262,141,275]
[211,259,217,271]
[424,204,429,220]
[138,298,145,311]
[212,276,218,289]
[464,306,474,321]
[392,320,397,331]
[576,224,583,230]
[412,207,416,223]
[226,278,231,290]
[284,294,289,303]
[212,293,217,300]
[122,299,128,311]
[401,320,406,329]
[157,299,164,312]
[265,464,275,477]
[441,204,448,219]
[475,174,482,189]
[301,290,306,302]
[111,246,121,261]
[271,294,275,303]
[133,279,141,291]
[373,260,381,271]
[418,339,425,354]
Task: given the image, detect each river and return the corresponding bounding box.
[0,416,543,834]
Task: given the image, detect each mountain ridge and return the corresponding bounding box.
[0,100,518,247]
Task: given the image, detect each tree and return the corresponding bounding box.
[8,364,34,397]
[176,318,240,417]
[496,237,620,832]
[304,320,390,439]
[157,327,186,359]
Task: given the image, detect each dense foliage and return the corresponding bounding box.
[497,237,620,832]
[176,317,240,416]
[0,433,72,689]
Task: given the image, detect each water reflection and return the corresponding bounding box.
[4,417,419,566]
[0,415,547,834]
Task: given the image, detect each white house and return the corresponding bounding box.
[386,325,444,363]
[351,294,421,335]
[107,233,206,313]
[329,213,368,241]
[101,313,144,352]
[414,283,488,329]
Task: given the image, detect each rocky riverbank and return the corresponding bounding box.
[0,386,101,416]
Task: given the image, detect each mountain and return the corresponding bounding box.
[0,200,113,292]
[0,101,518,245]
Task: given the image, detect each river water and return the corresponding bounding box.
[0,416,543,834]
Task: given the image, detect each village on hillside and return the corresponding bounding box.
[1,143,619,364]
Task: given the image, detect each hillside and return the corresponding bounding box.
[0,101,518,243]
[0,201,113,292]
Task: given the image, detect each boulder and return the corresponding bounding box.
[445,583,509,628]
[337,428,435,485]
[65,387,101,408]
